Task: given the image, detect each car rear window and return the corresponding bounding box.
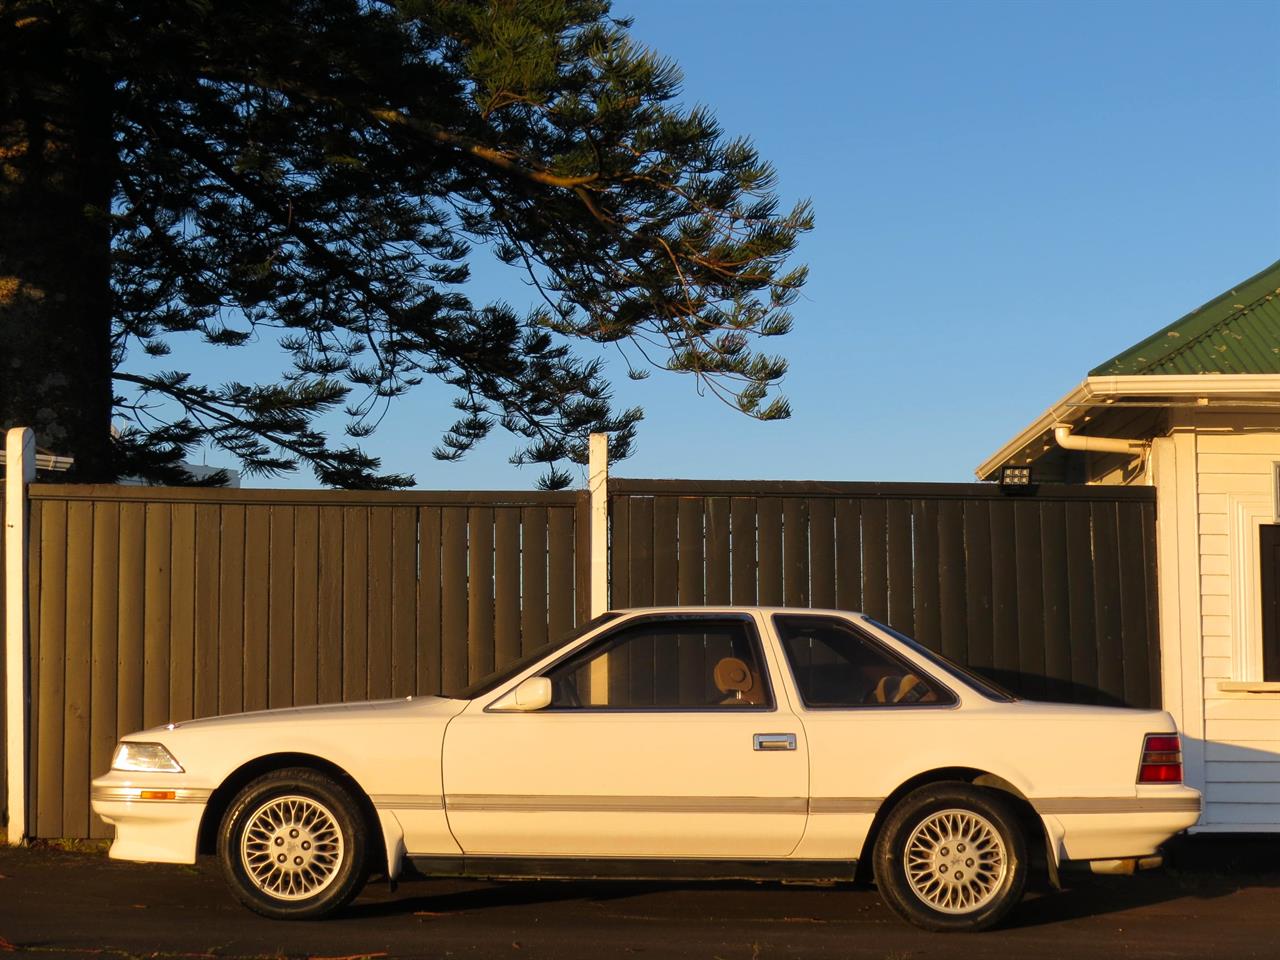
[863,618,1018,702]
[775,614,956,708]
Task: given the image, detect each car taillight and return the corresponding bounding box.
[1138,733,1183,783]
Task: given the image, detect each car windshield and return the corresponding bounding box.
[863,617,1019,702]
[448,613,621,701]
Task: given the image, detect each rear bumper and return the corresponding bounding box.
[90,773,209,865]
[1036,787,1202,862]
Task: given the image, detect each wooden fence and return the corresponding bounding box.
[6,477,1160,839]
[610,479,1160,710]
[21,484,587,840]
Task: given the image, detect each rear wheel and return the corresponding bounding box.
[873,783,1027,932]
[218,767,369,920]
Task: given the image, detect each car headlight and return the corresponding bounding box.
[111,742,184,773]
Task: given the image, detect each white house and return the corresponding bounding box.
[978,258,1280,832]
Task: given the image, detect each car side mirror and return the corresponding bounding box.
[490,676,553,712]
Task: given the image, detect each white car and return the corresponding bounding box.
[91,607,1200,931]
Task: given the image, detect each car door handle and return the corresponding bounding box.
[753,733,797,751]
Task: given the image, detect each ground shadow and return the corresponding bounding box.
[346,834,1280,928]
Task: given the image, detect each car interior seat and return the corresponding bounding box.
[713,656,765,705]
[871,672,930,704]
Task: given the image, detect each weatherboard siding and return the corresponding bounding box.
[1192,413,1280,828]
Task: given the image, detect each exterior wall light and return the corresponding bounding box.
[999,465,1033,488]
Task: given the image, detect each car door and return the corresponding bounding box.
[441,612,810,859]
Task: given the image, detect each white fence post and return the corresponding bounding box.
[4,427,35,844]
[588,433,609,618]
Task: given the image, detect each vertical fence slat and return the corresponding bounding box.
[911,500,940,649]
[988,500,1020,690]
[962,500,994,672]
[705,497,730,604]
[936,500,967,664]
[493,509,521,668]
[886,500,913,633]
[652,497,678,606]
[575,493,591,626]
[293,506,319,707]
[89,502,119,837]
[519,507,547,654]
[609,499,630,610]
[1092,501,1124,705]
[390,507,417,697]
[1038,500,1071,703]
[782,498,809,607]
[1142,501,1162,709]
[267,507,295,709]
[860,499,888,623]
[217,505,245,714]
[367,506,393,699]
[342,507,369,701]
[677,497,704,605]
[440,507,468,694]
[417,507,442,694]
[26,500,41,832]
[142,503,171,729]
[1013,500,1046,700]
[1065,500,1099,703]
[467,507,495,683]
[1117,503,1151,708]
[242,507,269,712]
[547,507,575,642]
[116,502,144,741]
[36,499,66,837]
[809,498,835,609]
[193,504,220,719]
[168,504,196,724]
[629,498,655,607]
[756,498,782,606]
[1090,504,1121,706]
[729,498,756,605]
[62,500,92,839]
[317,507,344,705]
[834,500,862,613]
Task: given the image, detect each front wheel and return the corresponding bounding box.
[873,783,1027,932]
[218,767,370,920]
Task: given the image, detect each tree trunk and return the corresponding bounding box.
[0,5,115,480]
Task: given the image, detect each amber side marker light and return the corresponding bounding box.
[1138,733,1183,783]
[139,790,177,801]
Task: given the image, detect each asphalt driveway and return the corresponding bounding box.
[1,839,1278,959]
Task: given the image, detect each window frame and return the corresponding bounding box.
[771,613,959,711]
[486,611,778,714]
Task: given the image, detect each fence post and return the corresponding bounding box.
[588,433,609,617]
[4,427,35,844]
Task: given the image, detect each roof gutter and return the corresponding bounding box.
[976,373,1280,480]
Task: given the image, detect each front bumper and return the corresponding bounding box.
[91,772,211,864]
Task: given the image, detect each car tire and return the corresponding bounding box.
[872,782,1027,932]
[218,767,370,920]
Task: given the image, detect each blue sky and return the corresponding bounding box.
[180,0,1280,489]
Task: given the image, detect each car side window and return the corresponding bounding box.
[775,615,955,708]
[543,618,773,710]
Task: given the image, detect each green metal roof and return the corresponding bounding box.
[1090,258,1280,376]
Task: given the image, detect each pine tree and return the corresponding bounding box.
[0,0,812,488]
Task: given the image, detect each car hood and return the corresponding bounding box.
[128,694,465,737]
